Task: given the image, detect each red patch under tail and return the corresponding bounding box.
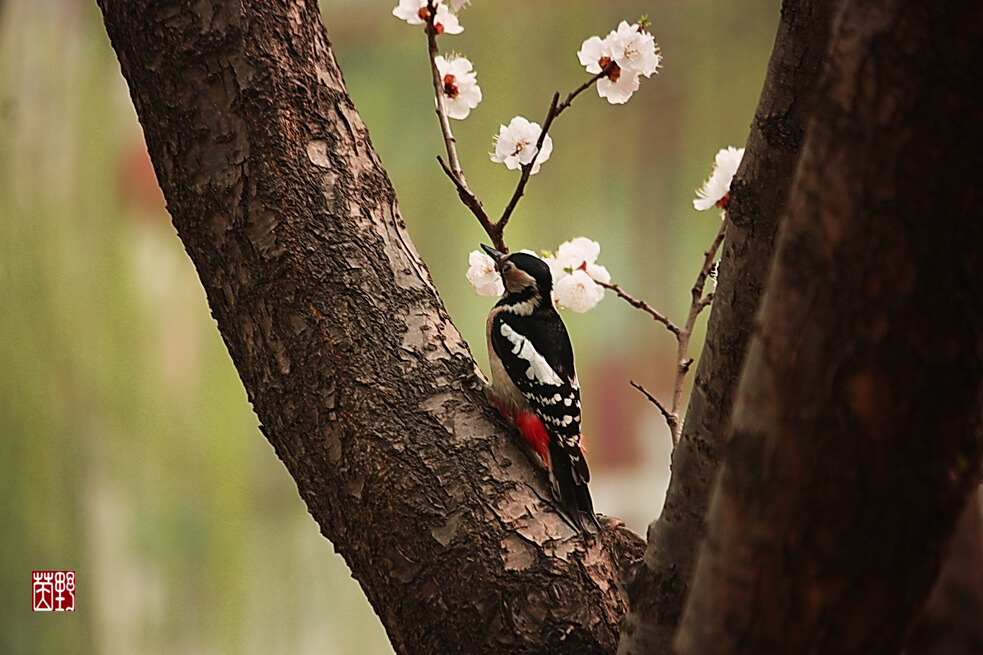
[514,412,550,467]
[488,396,551,468]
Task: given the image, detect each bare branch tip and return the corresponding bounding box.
[629,380,676,427]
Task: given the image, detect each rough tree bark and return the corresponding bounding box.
[619,1,841,652]
[96,2,644,653]
[676,0,983,652]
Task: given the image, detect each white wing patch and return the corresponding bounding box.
[500,323,564,386]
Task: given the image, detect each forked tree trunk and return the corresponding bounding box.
[96,2,643,653]
[676,0,983,652]
[97,0,983,653]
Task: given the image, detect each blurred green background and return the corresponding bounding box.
[0,0,777,652]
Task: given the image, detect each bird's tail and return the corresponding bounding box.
[548,438,601,533]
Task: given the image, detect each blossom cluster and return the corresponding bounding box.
[394,1,481,121]
[395,3,665,176]
[466,237,610,313]
[578,21,661,104]
[694,146,744,211]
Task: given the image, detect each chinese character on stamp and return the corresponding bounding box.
[33,571,75,611]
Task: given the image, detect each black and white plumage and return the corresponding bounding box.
[482,244,599,532]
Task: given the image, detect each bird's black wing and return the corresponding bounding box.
[492,312,587,481]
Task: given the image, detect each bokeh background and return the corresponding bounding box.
[0,0,778,652]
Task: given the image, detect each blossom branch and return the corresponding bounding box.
[425,2,463,181]
[437,155,499,247]
[597,280,681,337]
[498,67,611,233]
[664,216,728,444]
[610,217,728,445]
[422,2,504,250]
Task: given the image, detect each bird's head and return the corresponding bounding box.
[481,244,554,302]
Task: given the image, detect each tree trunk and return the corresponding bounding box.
[619,1,841,652]
[676,0,983,652]
[96,2,643,653]
[906,488,983,655]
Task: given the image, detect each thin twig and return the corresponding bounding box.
[666,216,729,444]
[630,380,676,430]
[437,156,498,244]
[695,291,715,313]
[424,3,504,250]
[598,281,681,336]
[621,217,728,445]
[497,68,610,231]
[425,3,464,182]
[689,217,728,315]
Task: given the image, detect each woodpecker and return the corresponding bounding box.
[482,244,600,532]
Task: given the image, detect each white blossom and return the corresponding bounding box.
[449,0,470,10]
[554,269,604,313]
[490,116,553,175]
[543,256,568,285]
[586,263,610,285]
[577,36,612,74]
[466,241,608,311]
[597,72,641,105]
[555,236,601,271]
[544,237,609,312]
[392,0,463,35]
[578,22,660,105]
[435,56,481,119]
[466,250,503,296]
[608,21,661,77]
[694,146,745,211]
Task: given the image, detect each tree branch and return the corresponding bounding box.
[618,0,842,651]
[667,216,727,444]
[603,216,725,445]
[678,0,983,650]
[423,2,502,251]
[598,281,681,336]
[497,68,608,233]
[96,2,643,652]
[437,155,497,247]
[425,1,464,181]
[629,380,676,433]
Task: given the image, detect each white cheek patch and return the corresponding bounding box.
[500,323,563,386]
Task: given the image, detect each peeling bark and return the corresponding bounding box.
[676,0,983,652]
[96,2,643,653]
[618,1,842,652]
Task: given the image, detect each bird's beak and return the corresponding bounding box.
[481,244,505,262]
